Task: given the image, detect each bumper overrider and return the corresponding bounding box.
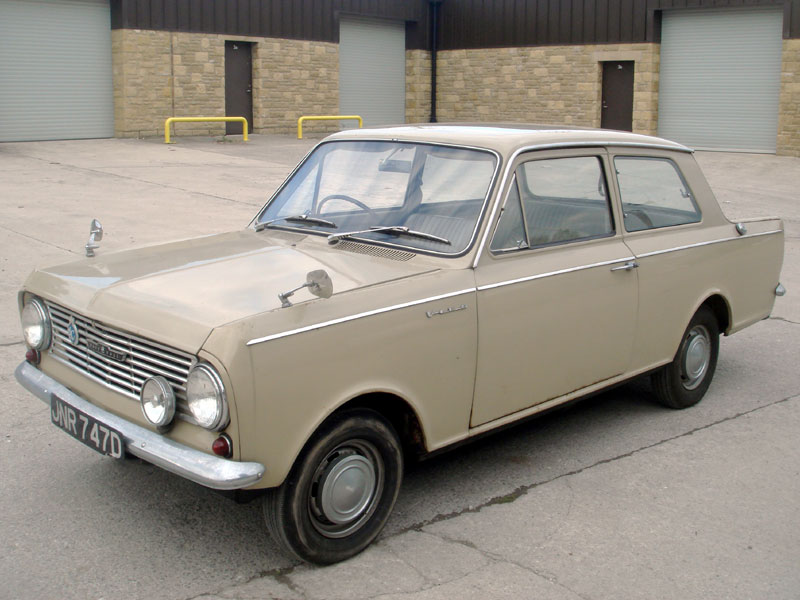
[15,361,265,490]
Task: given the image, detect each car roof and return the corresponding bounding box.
[325,123,693,155]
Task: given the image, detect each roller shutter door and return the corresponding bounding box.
[339,18,406,128]
[0,0,114,142]
[658,8,782,153]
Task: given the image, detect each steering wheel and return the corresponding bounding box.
[318,194,375,217]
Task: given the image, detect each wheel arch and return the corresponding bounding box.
[331,393,428,461]
[699,293,731,336]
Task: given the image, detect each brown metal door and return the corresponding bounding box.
[225,41,253,135]
[601,61,634,131]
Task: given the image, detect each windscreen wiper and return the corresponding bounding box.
[328,225,450,245]
[255,214,337,232]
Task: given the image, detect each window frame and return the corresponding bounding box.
[488,151,618,255]
[613,155,702,233]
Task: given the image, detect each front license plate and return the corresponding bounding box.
[50,394,125,459]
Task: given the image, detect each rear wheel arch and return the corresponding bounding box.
[701,293,731,335]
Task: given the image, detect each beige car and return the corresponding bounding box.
[16,125,785,564]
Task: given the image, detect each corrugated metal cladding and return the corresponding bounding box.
[438,0,800,48]
[110,0,430,49]
[658,8,783,153]
[0,0,114,142]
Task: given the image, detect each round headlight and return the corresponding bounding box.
[21,298,51,350]
[140,376,176,428]
[186,364,228,431]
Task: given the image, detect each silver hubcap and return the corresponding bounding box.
[681,325,711,391]
[309,440,383,538]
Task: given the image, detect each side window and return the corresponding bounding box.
[614,157,701,232]
[490,176,527,252]
[518,156,614,247]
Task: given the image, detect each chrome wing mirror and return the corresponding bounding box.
[85,219,103,257]
[278,270,333,308]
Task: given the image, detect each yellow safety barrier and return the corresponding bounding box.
[297,115,363,139]
[164,116,249,144]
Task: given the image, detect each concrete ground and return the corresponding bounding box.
[0,134,798,600]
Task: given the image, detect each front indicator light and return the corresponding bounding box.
[186,364,228,431]
[21,298,51,350]
[212,434,233,458]
[25,349,41,365]
[140,376,176,428]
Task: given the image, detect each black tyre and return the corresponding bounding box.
[263,409,403,564]
[651,305,720,409]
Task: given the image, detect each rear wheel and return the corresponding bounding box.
[651,306,719,409]
[264,409,403,564]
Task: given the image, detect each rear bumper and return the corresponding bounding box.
[14,361,265,491]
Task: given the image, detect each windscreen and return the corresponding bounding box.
[256,141,498,254]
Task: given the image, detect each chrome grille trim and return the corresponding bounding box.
[45,302,197,413]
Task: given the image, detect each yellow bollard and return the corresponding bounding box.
[297,115,363,139]
[164,116,249,144]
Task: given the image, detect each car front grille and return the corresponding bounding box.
[45,301,196,410]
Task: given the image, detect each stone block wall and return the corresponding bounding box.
[778,39,800,157]
[111,31,795,155]
[112,30,339,138]
[252,39,339,136]
[406,50,432,123]
[434,43,660,135]
[112,30,173,137]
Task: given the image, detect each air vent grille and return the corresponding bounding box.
[335,241,415,261]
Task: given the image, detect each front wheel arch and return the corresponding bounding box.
[263,408,404,564]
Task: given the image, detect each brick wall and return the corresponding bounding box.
[778,39,800,157]
[434,44,660,135]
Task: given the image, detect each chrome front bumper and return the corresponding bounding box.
[15,361,265,490]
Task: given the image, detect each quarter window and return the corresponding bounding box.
[614,157,701,232]
[490,176,527,251]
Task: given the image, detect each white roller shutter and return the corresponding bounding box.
[339,17,406,128]
[658,8,783,153]
[0,0,114,142]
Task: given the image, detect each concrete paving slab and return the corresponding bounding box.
[0,137,798,600]
[424,398,800,600]
[373,561,585,600]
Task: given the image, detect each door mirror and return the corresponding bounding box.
[306,269,333,299]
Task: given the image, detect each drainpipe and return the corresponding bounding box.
[429,0,443,123]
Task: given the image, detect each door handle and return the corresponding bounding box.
[610,261,638,272]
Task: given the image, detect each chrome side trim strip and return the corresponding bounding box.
[14,361,265,490]
[635,230,783,259]
[476,257,635,292]
[247,288,477,346]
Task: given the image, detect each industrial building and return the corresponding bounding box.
[1,0,798,155]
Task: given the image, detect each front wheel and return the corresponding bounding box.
[651,305,720,409]
[263,410,403,564]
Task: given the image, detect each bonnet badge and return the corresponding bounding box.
[67,318,80,346]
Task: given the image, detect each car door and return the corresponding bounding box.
[470,149,638,427]
[606,148,725,372]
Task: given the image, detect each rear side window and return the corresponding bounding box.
[614,157,701,232]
